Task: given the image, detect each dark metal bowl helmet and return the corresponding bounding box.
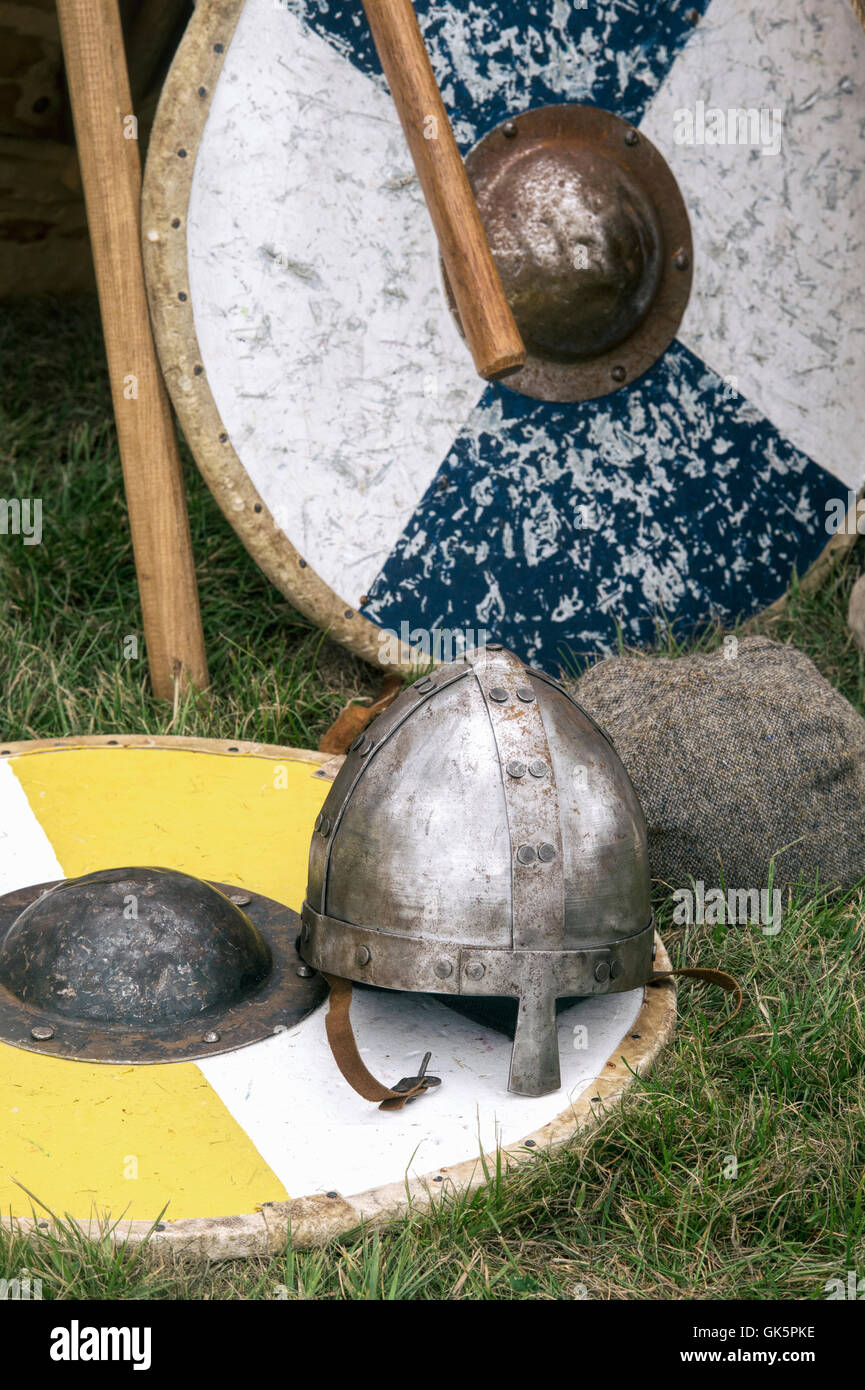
[301,646,653,1099]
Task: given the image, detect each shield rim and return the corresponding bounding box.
[140,0,858,675]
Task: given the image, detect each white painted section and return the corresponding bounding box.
[186,0,483,605]
[198,984,643,1197]
[0,762,64,894]
[640,0,865,489]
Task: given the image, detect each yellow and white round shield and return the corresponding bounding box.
[0,737,674,1258]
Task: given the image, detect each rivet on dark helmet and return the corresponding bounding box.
[528,760,547,777]
[610,959,624,980]
[318,815,331,837]
[537,843,556,862]
[516,686,535,702]
[516,844,537,865]
[465,962,485,981]
[507,760,527,778]
[594,961,611,983]
[31,1024,54,1041]
[489,687,509,703]
[356,945,371,966]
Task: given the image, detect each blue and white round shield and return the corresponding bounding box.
[144,0,865,669]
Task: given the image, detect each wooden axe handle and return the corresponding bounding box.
[56,0,208,700]
[362,0,525,381]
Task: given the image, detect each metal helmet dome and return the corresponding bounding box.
[301,645,654,1098]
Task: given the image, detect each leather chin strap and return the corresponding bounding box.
[649,966,743,1030]
[322,967,742,1110]
[321,974,441,1111]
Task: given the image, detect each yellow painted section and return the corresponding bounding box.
[10,747,328,908]
[0,1045,287,1220]
[0,746,330,1220]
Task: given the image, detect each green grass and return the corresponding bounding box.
[1,296,864,1300]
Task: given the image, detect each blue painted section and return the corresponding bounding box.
[360,344,838,667]
[281,0,711,137]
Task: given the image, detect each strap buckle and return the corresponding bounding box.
[391,1050,442,1096]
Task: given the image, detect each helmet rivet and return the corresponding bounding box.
[413,676,434,693]
[434,959,453,979]
[465,962,485,981]
[314,813,322,832]
[302,922,311,943]
[318,815,331,836]
[486,642,504,651]
[30,1024,54,1041]
[537,843,556,862]
[516,686,535,702]
[506,760,527,778]
[489,687,509,703]
[610,960,624,980]
[594,961,611,983]
[356,945,371,966]
[528,760,547,777]
[203,1030,221,1044]
[296,964,315,979]
[516,844,537,865]
[229,892,251,905]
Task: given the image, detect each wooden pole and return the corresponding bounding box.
[56,0,208,701]
[362,0,525,381]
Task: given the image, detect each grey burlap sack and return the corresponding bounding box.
[570,636,865,892]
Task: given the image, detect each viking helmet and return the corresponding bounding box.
[301,645,654,1098]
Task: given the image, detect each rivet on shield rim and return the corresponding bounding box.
[203,1030,221,1044]
[611,365,626,382]
[502,120,518,138]
[465,962,485,981]
[31,1024,54,1041]
[675,249,690,271]
[624,129,639,146]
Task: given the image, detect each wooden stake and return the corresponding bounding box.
[56,0,208,700]
[362,0,525,381]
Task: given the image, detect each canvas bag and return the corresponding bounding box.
[571,636,865,893]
